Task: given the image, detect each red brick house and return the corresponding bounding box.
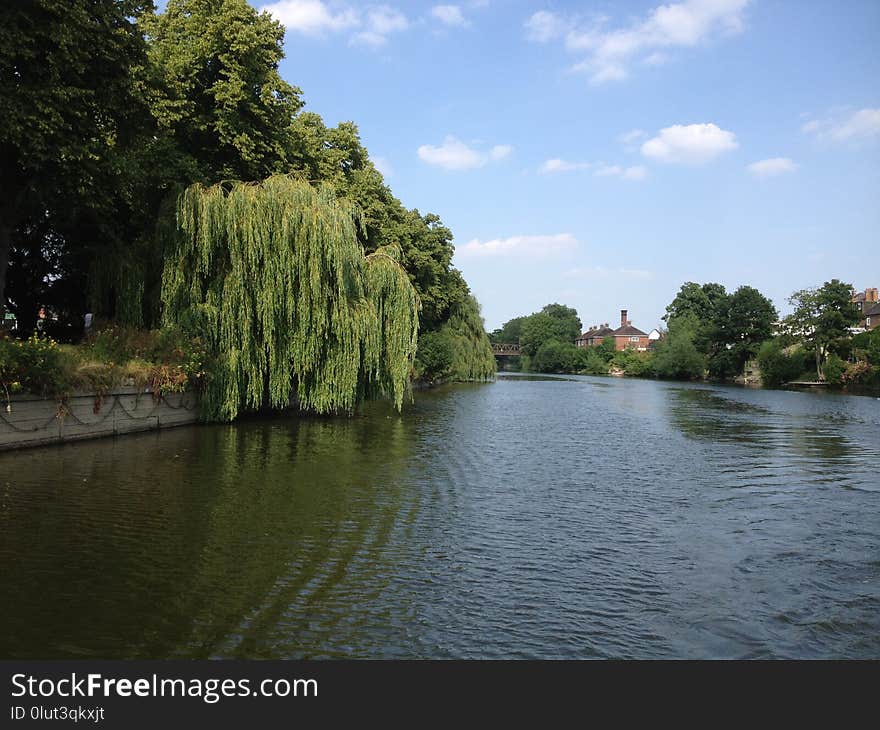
[576,310,650,351]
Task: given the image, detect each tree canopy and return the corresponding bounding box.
[1,0,494,395]
[162,176,419,420]
[785,280,860,379]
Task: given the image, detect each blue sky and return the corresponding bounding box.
[255,0,880,332]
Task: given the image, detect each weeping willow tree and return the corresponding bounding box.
[441,294,496,381]
[161,175,419,421]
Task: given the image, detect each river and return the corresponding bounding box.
[1,374,878,659]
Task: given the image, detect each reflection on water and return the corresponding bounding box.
[1,376,878,658]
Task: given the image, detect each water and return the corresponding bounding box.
[1,375,878,659]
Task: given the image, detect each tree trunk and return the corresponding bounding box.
[0,219,9,319]
[816,345,824,381]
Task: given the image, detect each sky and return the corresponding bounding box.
[253,0,880,332]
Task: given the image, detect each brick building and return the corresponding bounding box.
[577,310,650,352]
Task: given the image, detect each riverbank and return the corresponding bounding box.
[0,386,198,450]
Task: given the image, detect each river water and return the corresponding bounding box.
[1,374,878,659]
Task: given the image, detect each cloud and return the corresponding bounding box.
[525,0,751,84]
[802,108,880,141]
[641,123,737,164]
[524,10,568,42]
[747,157,797,177]
[459,233,578,257]
[619,129,647,144]
[262,1,410,47]
[372,156,393,177]
[352,5,409,46]
[432,5,468,27]
[595,164,648,180]
[261,0,358,35]
[539,158,592,173]
[417,136,511,170]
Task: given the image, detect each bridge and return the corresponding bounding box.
[491,342,522,357]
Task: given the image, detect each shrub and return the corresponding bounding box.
[823,353,846,385]
[415,330,454,381]
[611,348,653,376]
[756,339,808,387]
[651,326,706,380]
[0,333,75,398]
[580,348,609,375]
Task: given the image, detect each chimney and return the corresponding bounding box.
[868,288,879,303]
[620,309,628,327]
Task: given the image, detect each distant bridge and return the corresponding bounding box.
[491,342,522,357]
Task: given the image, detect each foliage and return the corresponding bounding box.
[437,295,496,381]
[756,339,809,387]
[532,340,582,373]
[579,348,610,375]
[489,316,527,345]
[822,353,846,385]
[139,0,301,184]
[651,317,706,380]
[161,176,419,421]
[0,333,73,398]
[518,304,582,357]
[595,336,617,363]
[0,0,151,318]
[611,348,654,376]
[0,328,206,403]
[784,280,860,380]
[415,330,454,381]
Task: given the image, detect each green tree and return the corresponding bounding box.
[785,280,860,380]
[415,330,454,381]
[652,316,707,380]
[710,285,777,376]
[519,304,582,357]
[139,0,302,183]
[490,316,527,344]
[162,176,419,420]
[0,0,151,319]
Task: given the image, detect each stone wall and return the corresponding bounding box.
[0,387,199,451]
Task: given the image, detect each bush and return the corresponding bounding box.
[651,327,706,380]
[0,333,75,398]
[580,348,609,375]
[756,339,808,387]
[532,340,581,373]
[415,330,454,381]
[823,353,846,385]
[611,348,653,376]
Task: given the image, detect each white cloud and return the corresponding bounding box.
[459,233,578,257]
[352,5,409,46]
[525,0,751,84]
[372,156,393,177]
[418,136,510,170]
[803,108,880,141]
[641,123,737,164]
[594,164,648,180]
[747,157,797,177]
[263,2,410,47]
[432,5,468,27]
[619,129,647,144]
[524,10,568,42]
[261,0,358,35]
[539,158,592,174]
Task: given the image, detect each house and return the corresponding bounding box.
[863,301,880,331]
[576,310,650,352]
[576,323,615,348]
[612,310,650,351]
[852,287,878,315]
